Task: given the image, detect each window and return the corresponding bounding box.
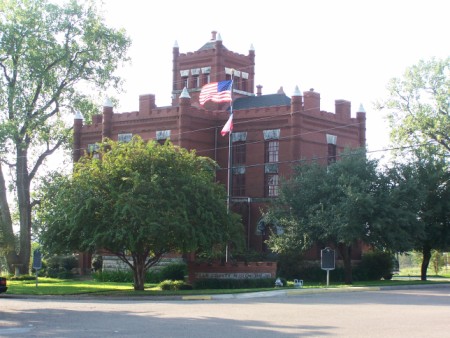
[201,67,211,86]
[242,78,248,92]
[87,143,100,159]
[182,77,188,89]
[192,76,200,88]
[202,73,210,86]
[233,77,239,90]
[327,143,337,165]
[232,171,245,196]
[156,130,170,145]
[232,140,246,196]
[266,174,279,197]
[266,140,279,163]
[233,141,246,165]
[264,134,280,197]
[326,134,337,165]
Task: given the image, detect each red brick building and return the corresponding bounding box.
[73,31,366,262]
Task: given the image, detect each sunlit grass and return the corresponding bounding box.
[6,278,136,295]
[2,275,449,297]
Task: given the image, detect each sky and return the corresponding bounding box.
[99,0,449,159]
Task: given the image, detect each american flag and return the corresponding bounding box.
[199,80,233,105]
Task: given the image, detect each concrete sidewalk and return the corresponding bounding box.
[182,283,450,300]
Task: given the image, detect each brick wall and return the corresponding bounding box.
[187,261,277,283]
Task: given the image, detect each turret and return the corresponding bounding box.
[291,85,303,114]
[102,97,113,140]
[73,111,83,162]
[357,103,367,147]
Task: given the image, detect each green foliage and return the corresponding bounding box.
[92,269,162,283]
[276,252,305,280]
[431,251,446,275]
[267,149,382,251]
[0,0,131,275]
[44,255,78,279]
[9,274,36,281]
[91,255,103,272]
[158,280,186,291]
[354,251,394,281]
[193,278,275,289]
[378,57,449,156]
[266,149,389,283]
[159,263,187,281]
[389,155,450,280]
[37,137,243,290]
[92,270,134,283]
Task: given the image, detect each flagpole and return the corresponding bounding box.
[225,71,234,263]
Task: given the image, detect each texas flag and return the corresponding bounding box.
[221,113,233,136]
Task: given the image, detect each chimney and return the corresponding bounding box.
[335,99,351,119]
[303,88,320,113]
[211,31,217,40]
[139,94,156,114]
[256,85,263,96]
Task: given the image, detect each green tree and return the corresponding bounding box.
[379,57,449,155]
[400,156,450,280]
[266,149,418,284]
[0,0,130,274]
[37,138,243,290]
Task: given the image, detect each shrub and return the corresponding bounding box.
[44,255,78,278]
[159,263,187,281]
[9,274,36,281]
[159,280,185,291]
[276,252,305,279]
[354,251,394,281]
[92,269,162,283]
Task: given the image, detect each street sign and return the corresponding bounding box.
[321,247,335,287]
[33,249,42,270]
[321,247,335,270]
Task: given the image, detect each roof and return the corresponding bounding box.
[198,41,228,51]
[233,94,291,110]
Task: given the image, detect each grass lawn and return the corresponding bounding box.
[3,275,450,296]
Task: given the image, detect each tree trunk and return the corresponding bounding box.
[132,254,147,291]
[0,163,18,274]
[338,243,353,284]
[421,244,431,281]
[15,147,32,275]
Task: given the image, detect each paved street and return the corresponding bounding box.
[1,287,450,337]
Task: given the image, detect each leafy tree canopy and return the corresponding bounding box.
[391,154,450,280]
[266,149,421,283]
[378,57,449,156]
[0,0,131,274]
[37,138,243,290]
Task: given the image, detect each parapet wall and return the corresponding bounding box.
[187,261,277,283]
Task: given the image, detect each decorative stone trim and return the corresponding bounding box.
[263,129,280,140]
[118,133,132,143]
[326,134,337,145]
[231,132,247,143]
